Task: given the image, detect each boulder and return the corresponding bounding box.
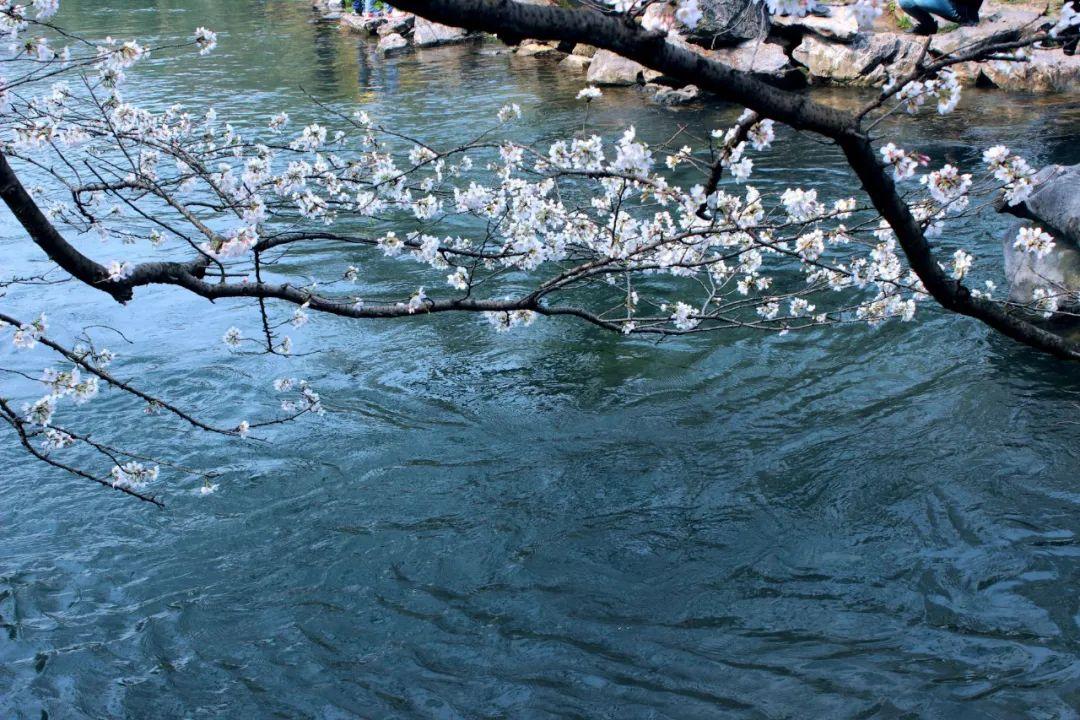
[928,8,1038,56]
[376,14,414,37]
[559,53,593,73]
[1002,165,1080,306]
[688,0,771,48]
[516,41,564,57]
[642,2,677,33]
[772,5,861,43]
[792,31,923,86]
[586,50,646,85]
[340,13,382,36]
[708,39,800,85]
[1003,165,1080,246]
[572,44,598,57]
[651,83,701,104]
[1003,217,1080,308]
[413,17,471,47]
[979,48,1080,93]
[377,32,409,54]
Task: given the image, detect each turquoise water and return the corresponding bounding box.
[3,1,1080,717]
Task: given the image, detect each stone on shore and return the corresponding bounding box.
[413,17,471,47]
[793,31,923,86]
[1005,165,1080,246]
[772,5,860,43]
[1002,165,1080,305]
[559,54,593,73]
[340,13,381,36]
[515,41,564,58]
[649,83,701,104]
[376,14,414,37]
[928,6,1041,55]
[687,0,770,48]
[980,49,1080,93]
[377,32,409,54]
[708,39,802,86]
[341,1,1080,95]
[586,50,646,85]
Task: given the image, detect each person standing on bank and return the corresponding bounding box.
[897,0,983,35]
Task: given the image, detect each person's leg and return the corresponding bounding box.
[918,0,965,24]
[955,0,984,25]
[898,0,939,34]
[1063,1,1079,55]
[363,0,375,15]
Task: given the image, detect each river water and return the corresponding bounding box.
[2,1,1080,717]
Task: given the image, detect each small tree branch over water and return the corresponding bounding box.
[0,0,1077,503]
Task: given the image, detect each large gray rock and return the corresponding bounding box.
[688,0,770,48]
[340,13,381,36]
[586,50,645,85]
[1002,165,1080,305]
[515,41,564,57]
[377,32,409,54]
[376,14,414,37]
[1004,165,1080,248]
[772,5,861,43]
[928,7,1039,56]
[792,32,923,86]
[650,83,701,105]
[980,48,1080,93]
[413,17,470,47]
[1003,219,1080,308]
[708,39,800,85]
[558,53,593,73]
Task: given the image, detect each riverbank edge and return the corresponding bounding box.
[313,0,1080,97]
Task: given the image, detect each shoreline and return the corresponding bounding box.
[313,0,1080,96]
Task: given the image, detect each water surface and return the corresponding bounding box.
[2,2,1080,717]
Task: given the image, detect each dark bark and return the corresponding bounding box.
[389,0,1080,360]
[0,153,134,302]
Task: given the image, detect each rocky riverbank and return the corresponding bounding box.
[313,0,1080,96]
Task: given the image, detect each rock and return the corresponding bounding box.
[516,41,564,57]
[1004,165,1080,246]
[586,50,646,85]
[772,5,861,43]
[1002,165,1080,306]
[642,2,677,33]
[572,44,598,58]
[792,32,923,86]
[651,84,701,104]
[928,8,1038,56]
[413,17,470,47]
[710,39,792,72]
[688,0,771,48]
[1003,219,1080,307]
[979,48,1080,93]
[376,14,414,37]
[377,32,409,54]
[340,13,382,36]
[559,54,593,73]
